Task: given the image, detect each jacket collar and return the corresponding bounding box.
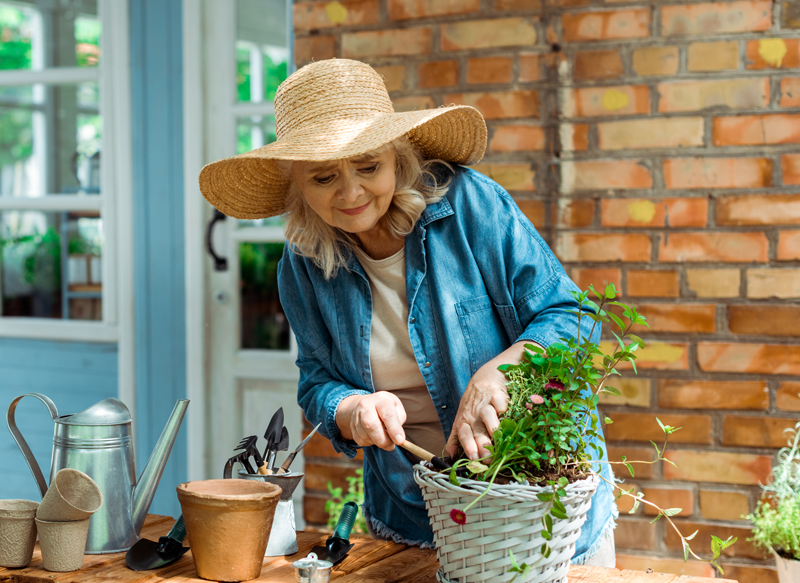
[419,196,454,226]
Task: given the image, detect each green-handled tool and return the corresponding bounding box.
[125,515,189,571]
[311,501,358,565]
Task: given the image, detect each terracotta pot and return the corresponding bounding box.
[37,468,103,522]
[0,500,39,567]
[36,517,91,572]
[177,479,281,582]
[774,550,800,583]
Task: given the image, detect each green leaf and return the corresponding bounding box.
[649,440,661,457]
[553,499,567,515]
[541,530,551,540]
[625,463,634,478]
[607,311,625,331]
[682,540,689,562]
[544,513,553,532]
[551,508,568,520]
[537,492,553,502]
[663,508,682,517]
[557,477,569,487]
[650,513,661,523]
[449,467,459,486]
[604,416,613,425]
[604,282,617,300]
[603,386,622,397]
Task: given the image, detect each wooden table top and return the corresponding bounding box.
[0,515,736,583]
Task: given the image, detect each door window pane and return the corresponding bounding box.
[1,210,102,319]
[236,114,275,154]
[235,0,288,103]
[240,242,289,350]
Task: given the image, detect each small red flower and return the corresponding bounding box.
[450,508,467,525]
[530,395,545,405]
[544,379,565,391]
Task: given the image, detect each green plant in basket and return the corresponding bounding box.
[444,283,736,576]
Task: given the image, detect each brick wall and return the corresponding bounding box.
[293,0,800,579]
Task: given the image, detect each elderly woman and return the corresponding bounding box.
[199,58,616,565]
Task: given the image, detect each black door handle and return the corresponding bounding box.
[206,209,228,271]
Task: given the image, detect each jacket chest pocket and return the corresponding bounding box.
[456,295,520,375]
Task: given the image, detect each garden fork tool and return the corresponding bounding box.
[223,450,254,479]
[237,435,269,475]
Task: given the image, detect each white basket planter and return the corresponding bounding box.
[414,464,598,583]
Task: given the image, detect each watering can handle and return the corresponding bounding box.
[6,393,59,498]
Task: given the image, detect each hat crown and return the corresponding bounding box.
[275,59,394,138]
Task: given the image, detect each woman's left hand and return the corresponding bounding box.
[445,341,541,461]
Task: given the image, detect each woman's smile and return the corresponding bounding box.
[337,201,372,215]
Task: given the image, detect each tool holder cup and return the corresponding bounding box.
[238,470,304,556]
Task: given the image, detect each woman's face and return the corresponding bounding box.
[292,149,396,237]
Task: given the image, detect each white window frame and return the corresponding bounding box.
[0,0,133,354]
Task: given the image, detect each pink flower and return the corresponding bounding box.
[530,395,545,405]
[525,401,533,410]
[450,508,467,525]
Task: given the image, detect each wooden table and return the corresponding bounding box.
[0,515,735,583]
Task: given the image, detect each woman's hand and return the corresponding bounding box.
[446,341,541,460]
[336,393,407,451]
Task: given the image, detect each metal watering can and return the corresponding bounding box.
[7,393,189,553]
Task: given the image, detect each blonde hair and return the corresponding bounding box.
[282,136,451,279]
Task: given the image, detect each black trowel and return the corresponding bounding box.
[311,501,359,565]
[125,515,189,571]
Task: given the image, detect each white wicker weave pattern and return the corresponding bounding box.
[414,465,598,583]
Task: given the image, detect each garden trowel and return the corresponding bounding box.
[311,501,358,565]
[125,516,189,571]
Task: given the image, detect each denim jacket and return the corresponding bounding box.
[278,166,616,561]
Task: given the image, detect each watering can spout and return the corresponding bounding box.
[132,399,189,535]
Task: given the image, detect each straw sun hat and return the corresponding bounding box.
[199,58,487,219]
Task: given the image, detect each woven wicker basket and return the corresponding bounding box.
[414,464,598,583]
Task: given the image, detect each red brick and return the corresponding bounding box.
[746,38,800,69]
[393,96,435,112]
[303,492,329,525]
[687,41,740,71]
[388,0,480,20]
[780,77,800,107]
[686,268,741,298]
[605,413,712,444]
[293,0,379,30]
[560,160,652,193]
[496,0,543,9]
[607,445,656,479]
[305,462,360,491]
[657,78,769,113]
[659,232,769,263]
[718,194,800,226]
[626,270,679,298]
[782,153,800,185]
[658,379,769,410]
[614,518,656,550]
[489,125,545,152]
[598,118,704,150]
[562,9,650,42]
[294,35,336,64]
[641,487,694,517]
[614,555,714,578]
[518,54,541,82]
[665,521,761,559]
[602,340,689,370]
[664,450,772,485]
[661,0,772,36]
[632,46,679,77]
[441,18,537,51]
[601,198,707,228]
[553,199,595,228]
[713,114,800,146]
[562,124,589,151]
[778,231,800,260]
[467,57,512,85]
[723,415,800,447]
[417,60,459,88]
[632,303,716,333]
[777,381,800,411]
[699,490,751,521]
[472,163,535,191]
[555,233,651,262]
[615,481,639,514]
[573,49,624,80]
[663,157,772,189]
[570,268,621,294]
[515,199,545,227]
[373,65,405,92]
[341,28,431,58]
[719,565,779,583]
[444,90,538,119]
[729,305,800,336]
[566,85,649,117]
[698,342,800,375]
[747,268,800,298]
[598,378,650,407]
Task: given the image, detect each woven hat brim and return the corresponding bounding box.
[199,105,486,220]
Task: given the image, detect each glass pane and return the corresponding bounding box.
[237,215,284,228]
[0,210,102,320]
[235,0,289,103]
[0,82,102,196]
[240,242,289,350]
[0,1,100,71]
[236,114,275,154]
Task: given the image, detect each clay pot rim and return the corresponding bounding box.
[52,469,104,514]
[0,499,39,518]
[177,479,282,502]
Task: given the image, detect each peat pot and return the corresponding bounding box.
[774,550,800,583]
[0,500,39,568]
[177,479,281,582]
[414,464,598,583]
[36,517,91,572]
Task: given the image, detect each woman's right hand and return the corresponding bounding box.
[336,393,407,451]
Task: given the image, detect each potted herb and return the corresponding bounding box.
[746,419,800,583]
[414,284,735,583]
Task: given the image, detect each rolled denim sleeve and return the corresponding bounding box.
[277,246,369,459]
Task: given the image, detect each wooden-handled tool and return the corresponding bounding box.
[398,440,452,471]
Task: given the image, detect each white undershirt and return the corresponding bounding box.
[357,248,447,457]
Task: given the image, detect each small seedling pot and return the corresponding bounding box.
[36,468,103,522]
[774,550,800,583]
[35,517,91,572]
[0,500,39,568]
[177,479,281,582]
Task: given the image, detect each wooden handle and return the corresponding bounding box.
[398,440,434,462]
[256,462,269,475]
